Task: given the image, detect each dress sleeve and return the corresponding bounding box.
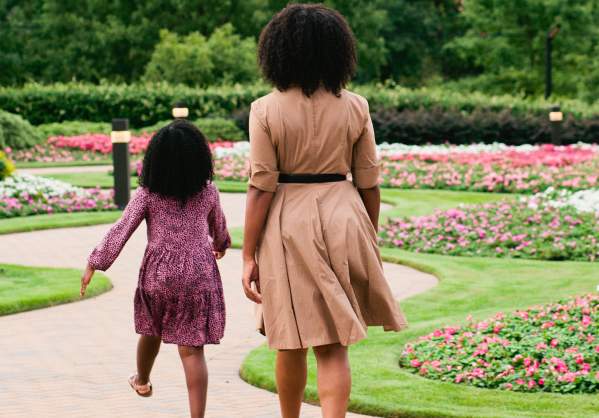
[208,186,231,252]
[249,101,279,192]
[351,101,380,189]
[88,188,148,271]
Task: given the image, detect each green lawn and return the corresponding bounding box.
[380,188,513,220]
[241,250,599,418]
[44,172,248,193]
[0,211,122,235]
[46,171,117,188]
[0,263,112,315]
[17,159,111,169]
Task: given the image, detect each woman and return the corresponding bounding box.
[241,4,408,418]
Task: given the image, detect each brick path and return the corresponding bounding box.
[0,193,437,417]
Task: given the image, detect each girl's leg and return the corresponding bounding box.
[136,335,161,385]
[313,343,351,418]
[178,345,208,418]
[276,348,308,418]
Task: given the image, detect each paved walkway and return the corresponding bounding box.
[0,193,437,418]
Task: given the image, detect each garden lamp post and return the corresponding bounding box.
[172,102,189,119]
[545,25,561,99]
[549,105,563,145]
[111,118,131,209]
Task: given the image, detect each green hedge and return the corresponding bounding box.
[371,107,599,145]
[0,83,270,126]
[0,110,44,150]
[2,82,598,128]
[35,118,246,141]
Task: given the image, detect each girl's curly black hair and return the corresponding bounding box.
[258,3,356,97]
[140,120,213,202]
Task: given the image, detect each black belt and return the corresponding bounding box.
[278,173,347,183]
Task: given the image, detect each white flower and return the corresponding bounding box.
[0,174,86,199]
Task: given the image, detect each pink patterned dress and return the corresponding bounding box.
[88,184,231,347]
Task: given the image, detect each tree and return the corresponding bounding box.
[144,24,258,86]
[446,0,599,98]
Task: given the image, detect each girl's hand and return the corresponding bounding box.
[242,257,262,304]
[213,250,226,259]
[80,263,95,297]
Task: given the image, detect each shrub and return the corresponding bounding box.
[195,118,245,141]
[0,151,15,180]
[0,110,44,150]
[144,24,258,86]
[2,83,598,144]
[0,83,270,126]
[371,107,599,145]
[37,121,111,137]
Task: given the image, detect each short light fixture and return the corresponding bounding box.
[172,102,189,119]
[549,104,563,122]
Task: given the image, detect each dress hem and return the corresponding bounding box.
[135,330,223,347]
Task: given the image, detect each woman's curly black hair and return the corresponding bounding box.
[140,120,213,202]
[258,3,356,96]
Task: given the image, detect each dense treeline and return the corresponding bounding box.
[1,0,597,101]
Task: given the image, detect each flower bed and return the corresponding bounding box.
[399,294,599,394]
[6,136,237,163]
[0,174,115,218]
[378,195,599,262]
[532,187,599,214]
[379,143,599,193]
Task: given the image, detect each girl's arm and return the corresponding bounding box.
[82,188,148,296]
[84,187,148,276]
[208,186,231,257]
[242,186,274,303]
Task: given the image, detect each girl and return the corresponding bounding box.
[80,120,230,418]
[241,4,408,418]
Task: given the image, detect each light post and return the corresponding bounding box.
[549,105,563,145]
[172,102,189,119]
[545,25,561,99]
[111,118,131,209]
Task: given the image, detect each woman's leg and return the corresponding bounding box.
[313,343,351,418]
[178,345,208,418]
[136,335,161,384]
[276,348,308,418]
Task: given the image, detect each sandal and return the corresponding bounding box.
[128,373,153,397]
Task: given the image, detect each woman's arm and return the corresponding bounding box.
[241,186,274,303]
[358,185,381,232]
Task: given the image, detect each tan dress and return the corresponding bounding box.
[249,87,408,350]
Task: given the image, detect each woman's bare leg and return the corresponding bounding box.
[313,343,351,418]
[178,345,208,418]
[276,348,308,418]
[136,335,161,385]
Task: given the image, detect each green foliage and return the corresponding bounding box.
[371,107,599,145]
[0,1,469,88]
[144,24,258,86]
[3,82,599,129]
[0,83,271,126]
[196,117,246,141]
[0,110,43,150]
[36,121,111,137]
[446,0,599,99]
[0,150,15,180]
